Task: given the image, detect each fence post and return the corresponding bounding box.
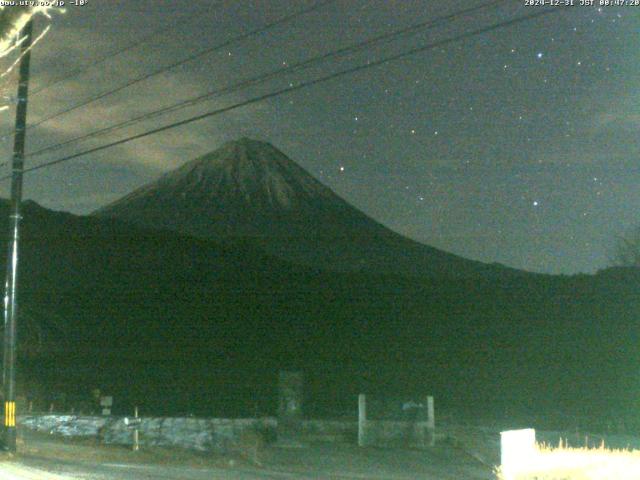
[426,395,435,447]
[358,393,367,447]
[133,406,139,452]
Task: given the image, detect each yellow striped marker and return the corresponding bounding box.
[4,401,15,427]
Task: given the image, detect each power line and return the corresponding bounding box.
[26,0,509,160]
[0,7,565,182]
[23,0,336,131]
[12,7,564,179]
[29,7,208,97]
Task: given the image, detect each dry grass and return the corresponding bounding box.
[495,440,640,480]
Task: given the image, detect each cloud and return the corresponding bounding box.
[0,4,275,213]
[21,51,272,175]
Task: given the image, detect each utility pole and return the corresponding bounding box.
[2,18,34,453]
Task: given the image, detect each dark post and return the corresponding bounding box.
[2,19,34,452]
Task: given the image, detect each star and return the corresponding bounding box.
[18,0,634,278]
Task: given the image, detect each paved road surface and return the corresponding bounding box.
[1,429,494,479]
[0,462,72,479]
[0,459,308,480]
[1,448,493,479]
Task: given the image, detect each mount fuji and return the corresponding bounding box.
[94,138,513,278]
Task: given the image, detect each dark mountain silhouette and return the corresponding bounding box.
[94,138,515,278]
[0,200,637,427]
[0,141,634,425]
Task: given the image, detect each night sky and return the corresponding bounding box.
[0,0,636,275]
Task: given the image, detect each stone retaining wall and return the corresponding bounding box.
[19,415,277,453]
[18,414,430,452]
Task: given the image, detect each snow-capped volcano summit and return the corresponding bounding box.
[94,138,509,277]
[158,137,339,211]
[95,138,365,236]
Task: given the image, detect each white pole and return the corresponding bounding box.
[426,396,435,447]
[133,406,139,451]
[358,394,367,447]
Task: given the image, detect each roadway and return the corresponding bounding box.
[0,428,493,479]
